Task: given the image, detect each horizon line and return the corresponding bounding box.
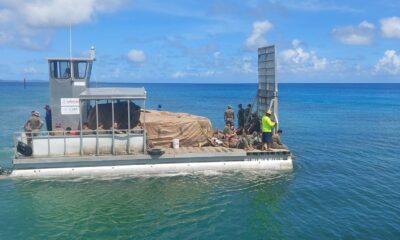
[0,79,399,84]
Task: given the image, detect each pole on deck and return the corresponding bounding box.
[96,100,99,155]
[79,100,83,156]
[143,100,146,153]
[273,46,278,133]
[111,99,115,155]
[127,100,130,154]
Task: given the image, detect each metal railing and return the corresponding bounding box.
[14,128,146,158]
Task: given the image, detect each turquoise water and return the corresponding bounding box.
[0,82,399,239]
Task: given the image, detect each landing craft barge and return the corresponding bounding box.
[9,45,292,177]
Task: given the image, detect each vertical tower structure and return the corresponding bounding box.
[257,45,278,130]
[48,47,96,129]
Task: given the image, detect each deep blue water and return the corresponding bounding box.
[0,82,399,239]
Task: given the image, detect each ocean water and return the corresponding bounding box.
[0,82,399,239]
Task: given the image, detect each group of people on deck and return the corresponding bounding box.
[23,105,143,145]
[222,104,287,151]
[23,103,286,151]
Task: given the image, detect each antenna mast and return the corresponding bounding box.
[69,24,72,59]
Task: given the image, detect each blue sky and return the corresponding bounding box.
[0,0,400,83]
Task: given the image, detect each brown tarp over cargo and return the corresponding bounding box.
[140,110,213,148]
[86,102,141,129]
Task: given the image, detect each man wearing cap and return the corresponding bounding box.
[224,105,235,126]
[261,110,276,151]
[24,111,43,144]
[44,105,52,132]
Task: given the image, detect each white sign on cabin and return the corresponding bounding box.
[61,106,80,115]
[60,98,80,115]
[74,81,85,86]
[61,98,79,107]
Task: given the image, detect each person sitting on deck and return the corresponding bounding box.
[210,130,224,147]
[211,137,224,146]
[272,129,288,150]
[222,133,252,150]
[96,122,106,134]
[82,122,93,135]
[246,112,260,134]
[112,122,124,134]
[131,121,143,133]
[237,128,254,150]
[261,110,276,151]
[53,123,64,136]
[223,122,236,139]
[65,127,79,135]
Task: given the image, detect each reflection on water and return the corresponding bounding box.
[0,171,292,239]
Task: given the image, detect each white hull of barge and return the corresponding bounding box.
[10,157,292,177]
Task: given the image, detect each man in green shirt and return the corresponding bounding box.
[261,110,276,151]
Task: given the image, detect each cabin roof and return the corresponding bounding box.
[48,57,94,61]
[79,87,147,100]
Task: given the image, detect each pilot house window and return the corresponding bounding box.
[73,61,87,79]
[50,61,71,79]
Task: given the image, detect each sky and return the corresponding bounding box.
[0,0,400,83]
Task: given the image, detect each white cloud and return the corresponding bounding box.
[280,40,328,72]
[359,20,374,29]
[4,0,126,28]
[239,57,255,73]
[21,1,94,27]
[128,49,147,63]
[228,56,256,74]
[213,51,221,59]
[23,67,38,74]
[374,50,400,75]
[172,71,186,78]
[245,20,273,50]
[380,17,400,38]
[172,70,217,79]
[332,21,375,45]
[0,0,127,50]
[312,56,328,70]
[282,44,310,64]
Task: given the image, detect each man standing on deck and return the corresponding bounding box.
[244,104,252,126]
[44,105,52,132]
[237,104,244,128]
[24,111,43,144]
[261,110,276,151]
[224,105,235,126]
